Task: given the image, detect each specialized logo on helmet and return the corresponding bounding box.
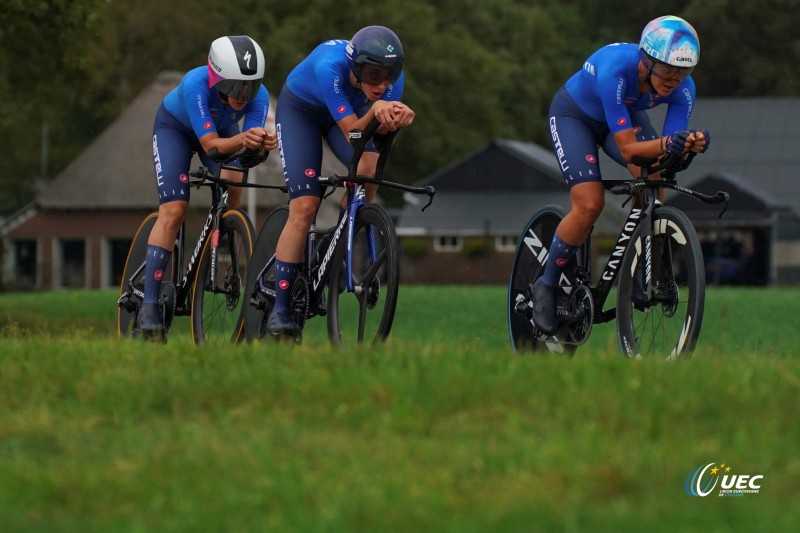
[243,51,252,69]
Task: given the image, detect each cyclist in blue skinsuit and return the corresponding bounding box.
[137,35,278,340]
[532,16,712,334]
[265,26,416,337]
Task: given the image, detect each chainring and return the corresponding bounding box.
[159,281,177,332]
[567,284,594,345]
[290,275,310,331]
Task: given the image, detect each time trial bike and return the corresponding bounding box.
[117,148,284,344]
[242,119,435,347]
[508,152,730,358]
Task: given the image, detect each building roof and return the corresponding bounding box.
[400,97,800,238]
[599,98,800,219]
[28,71,346,226]
[398,139,626,236]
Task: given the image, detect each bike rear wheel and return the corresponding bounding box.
[190,209,255,345]
[117,212,175,337]
[507,205,584,354]
[616,206,705,358]
[327,205,399,347]
[242,205,290,342]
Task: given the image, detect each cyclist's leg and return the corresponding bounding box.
[139,108,194,337]
[532,90,605,334]
[266,86,326,336]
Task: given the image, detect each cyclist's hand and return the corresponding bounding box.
[391,102,415,128]
[244,127,266,150]
[373,100,400,131]
[689,129,710,153]
[666,130,691,155]
[262,129,278,151]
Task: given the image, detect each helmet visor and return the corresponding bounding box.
[358,64,401,85]
[648,57,694,81]
[216,78,261,103]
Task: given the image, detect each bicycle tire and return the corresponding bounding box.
[117,212,174,336]
[327,204,399,347]
[616,206,705,358]
[507,205,583,354]
[242,205,290,342]
[190,209,255,345]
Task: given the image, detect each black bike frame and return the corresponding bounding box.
[574,154,729,325]
[120,148,283,317]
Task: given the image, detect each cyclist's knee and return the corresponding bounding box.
[288,196,320,226]
[158,201,188,229]
[578,197,605,220]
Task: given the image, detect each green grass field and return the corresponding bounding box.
[1,286,799,531]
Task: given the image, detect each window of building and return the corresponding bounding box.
[107,238,132,287]
[13,239,37,288]
[433,236,462,253]
[495,235,517,252]
[57,239,86,288]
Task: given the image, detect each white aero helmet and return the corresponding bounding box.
[207,35,265,102]
[639,15,700,67]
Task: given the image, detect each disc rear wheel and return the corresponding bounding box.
[508,205,585,354]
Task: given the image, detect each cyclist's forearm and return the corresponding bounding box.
[615,130,667,162]
[198,131,248,156]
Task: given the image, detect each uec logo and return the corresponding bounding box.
[686,463,763,497]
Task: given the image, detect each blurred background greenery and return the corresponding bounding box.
[2,0,798,212]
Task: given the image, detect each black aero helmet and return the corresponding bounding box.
[345,26,404,83]
[207,35,265,103]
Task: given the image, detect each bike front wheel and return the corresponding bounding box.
[616,206,705,358]
[327,205,399,347]
[190,209,255,345]
[242,205,289,342]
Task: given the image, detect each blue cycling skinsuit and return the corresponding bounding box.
[276,39,404,199]
[152,66,270,203]
[548,43,695,186]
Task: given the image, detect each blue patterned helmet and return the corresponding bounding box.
[639,16,700,68]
